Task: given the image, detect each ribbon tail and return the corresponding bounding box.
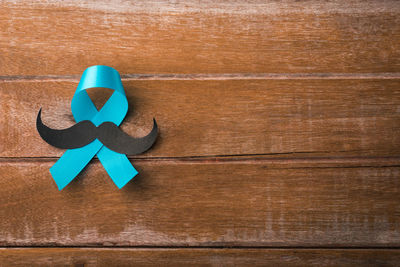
[97,146,138,189]
[50,140,102,190]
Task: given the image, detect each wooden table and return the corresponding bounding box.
[0,0,399,266]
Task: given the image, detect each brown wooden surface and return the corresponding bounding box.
[0,160,399,247]
[0,0,399,265]
[0,0,400,75]
[1,248,400,267]
[1,79,400,158]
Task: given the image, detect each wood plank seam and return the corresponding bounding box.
[1,73,400,83]
[1,248,400,267]
[1,246,400,249]
[1,156,400,167]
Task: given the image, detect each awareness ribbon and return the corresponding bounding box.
[50,65,137,190]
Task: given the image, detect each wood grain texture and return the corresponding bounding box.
[1,1,399,264]
[1,79,399,158]
[0,0,400,75]
[0,160,399,246]
[1,248,400,267]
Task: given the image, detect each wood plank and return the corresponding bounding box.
[1,248,400,267]
[1,79,400,158]
[0,0,400,75]
[0,160,399,246]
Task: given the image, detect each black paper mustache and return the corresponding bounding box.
[36,109,158,155]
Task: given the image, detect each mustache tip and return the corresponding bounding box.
[36,107,43,126]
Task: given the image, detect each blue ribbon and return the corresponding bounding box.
[50,65,138,190]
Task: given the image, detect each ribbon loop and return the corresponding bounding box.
[50,65,137,190]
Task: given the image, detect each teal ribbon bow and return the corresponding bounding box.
[50,65,137,190]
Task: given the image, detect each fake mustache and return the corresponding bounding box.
[36,109,158,155]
